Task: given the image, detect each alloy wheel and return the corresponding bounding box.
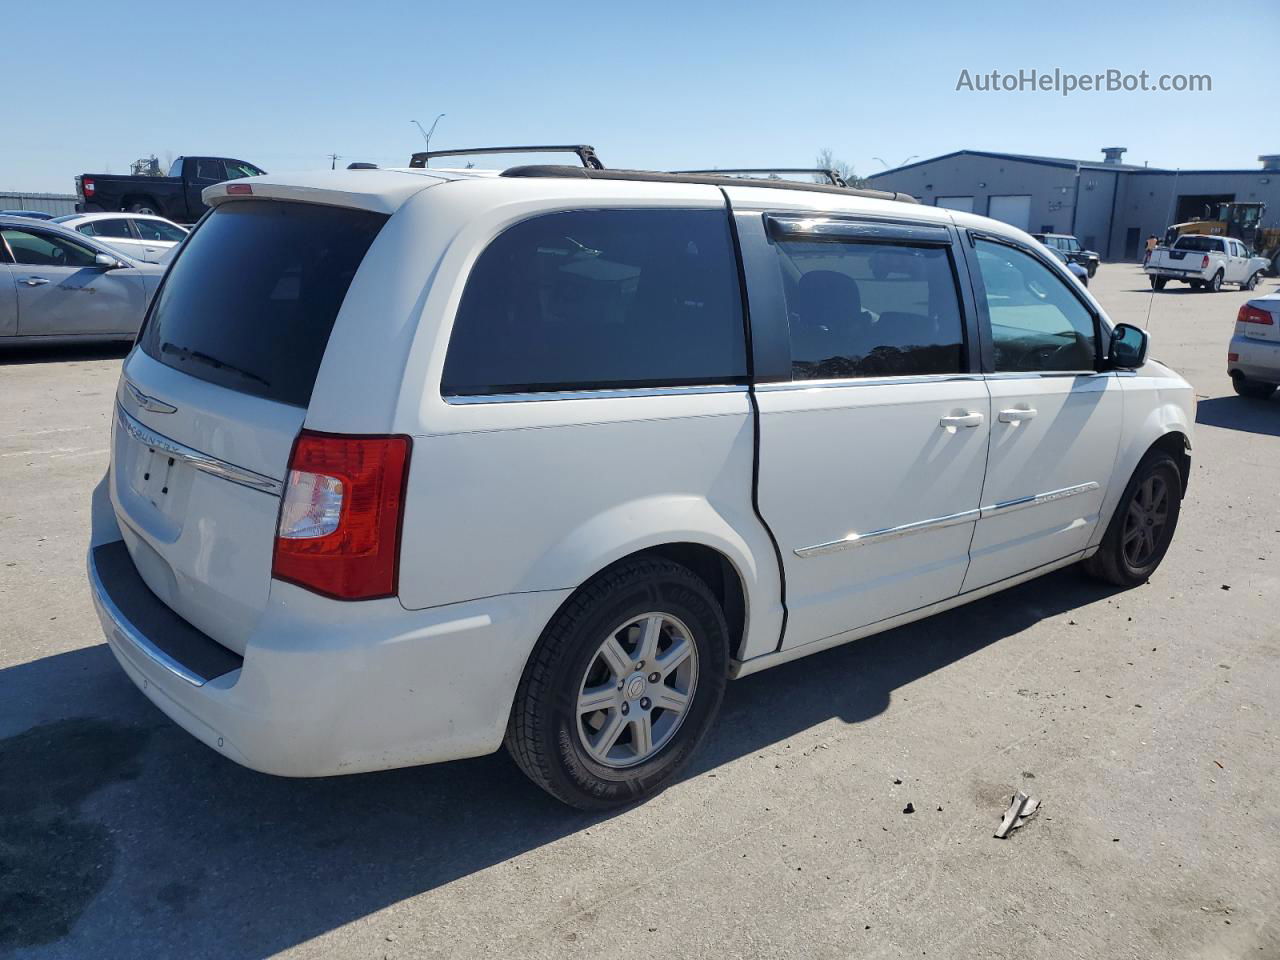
[576,612,698,768]
[1122,474,1170,568]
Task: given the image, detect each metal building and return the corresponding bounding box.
[0,192,80,217]
[864,149,1280,261]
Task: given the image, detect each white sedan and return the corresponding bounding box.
[51,212,188,264]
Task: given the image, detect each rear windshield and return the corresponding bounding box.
[1173,236,1223,252]
[139,200,388,407]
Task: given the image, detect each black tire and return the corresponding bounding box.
[1087,262,1098,278]
[1232,374,1277,399]
[1205,270,1223,292]
[1149,276,1166,291]
[506,556,730,810]
[1081,450,1182,587]
[128,200,160,216]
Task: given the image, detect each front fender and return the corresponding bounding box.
[1089,374,1194,548]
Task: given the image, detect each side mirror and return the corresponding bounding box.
[95,252,125,270]
[1108,323,1149,369]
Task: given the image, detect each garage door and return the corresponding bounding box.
[987,195,1032,231]
[935,196,974,213]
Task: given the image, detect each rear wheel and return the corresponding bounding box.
[1205,270,1223,292]
[128,200,159,216]
[506,556,729,810]
[1232,373,1277,399]
[1081,450,1182,587]
[1149,276,1166,291]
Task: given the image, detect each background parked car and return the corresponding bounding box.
[52,213,189,264]
[1033,233,1100,277]
[1045,244,1089,286]
[1145,233,1269,291]
[75,155,265,224]
[1229,292,1280,399]
[0,210,55,220]
[0,215,163,341]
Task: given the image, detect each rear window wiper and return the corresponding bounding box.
[160,343,272,388]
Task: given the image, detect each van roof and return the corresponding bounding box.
[204,162,921,216]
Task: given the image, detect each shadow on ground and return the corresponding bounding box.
[1196,394,1280,437]
[0,568,1121,959]
[0,342,131,366]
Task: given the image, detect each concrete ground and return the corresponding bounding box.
[1,264,1277,960]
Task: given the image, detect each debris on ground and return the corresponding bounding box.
[994,791,1040,839]
[902,803,915,814]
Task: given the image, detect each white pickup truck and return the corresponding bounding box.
[1145,234,1269,292]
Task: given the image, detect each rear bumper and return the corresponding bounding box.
[89,536,570,777]
[1229,333,1280,382]
[1145,267,1206,280]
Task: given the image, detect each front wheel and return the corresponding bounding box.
[1149,276,1167,291]
[1087,262,1098,278]
[1081,450,1182,587]
[506,556,730,809]
[1242,272,1260,291]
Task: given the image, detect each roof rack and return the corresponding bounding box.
[500,165,918,204]
[409,145,603,170]
[672,167,849,188]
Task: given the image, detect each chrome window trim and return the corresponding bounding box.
[115,404,283,496]
[794,481,1101,558]
[756,373,983,392]
[89,553,207,687]
[444,384,749,404]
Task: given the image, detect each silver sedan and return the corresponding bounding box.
[0,215,165,343]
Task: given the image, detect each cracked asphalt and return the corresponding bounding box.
[1,264,1277,959]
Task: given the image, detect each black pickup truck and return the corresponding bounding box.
[75,156,265,223]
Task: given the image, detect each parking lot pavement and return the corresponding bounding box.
[1,264,1277,960]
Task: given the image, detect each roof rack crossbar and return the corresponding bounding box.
[672,167,849,188]
[409,145,604,170]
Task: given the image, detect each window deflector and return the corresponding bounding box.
[766,215,952,247]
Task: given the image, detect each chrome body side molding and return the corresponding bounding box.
[794,481,1101,558]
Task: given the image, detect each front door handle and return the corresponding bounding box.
[939,412,984,429]
[20,277,50,286]
[998,407,1038,423]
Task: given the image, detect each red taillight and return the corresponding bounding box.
[226,183,253,195]
[82,177,95,197]
[1227,352,1239,362]
[272,431,411,600]
[1201,255,1210,269]
[1238,304,1275,325]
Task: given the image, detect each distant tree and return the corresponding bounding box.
[814,148,862,187]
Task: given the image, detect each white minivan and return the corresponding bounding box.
[89,155,1195,808]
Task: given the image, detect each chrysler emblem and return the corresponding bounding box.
[124,380,177,415]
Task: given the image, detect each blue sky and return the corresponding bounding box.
[4,0,1277,193]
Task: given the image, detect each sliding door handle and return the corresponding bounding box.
[939,412,984,429]
[20,277,50,286]
[998,407,1038,423]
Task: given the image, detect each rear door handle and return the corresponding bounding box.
[998,407,1038,423]
[20,277,50,286]
[939,412,984,429]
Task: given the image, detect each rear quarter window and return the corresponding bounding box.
[441,208,747,396]
[139,200,388,407]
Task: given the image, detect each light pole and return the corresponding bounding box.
[412,114,446,161]
[873,155,919,170]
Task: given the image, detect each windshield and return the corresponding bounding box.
[139,200,387,407]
